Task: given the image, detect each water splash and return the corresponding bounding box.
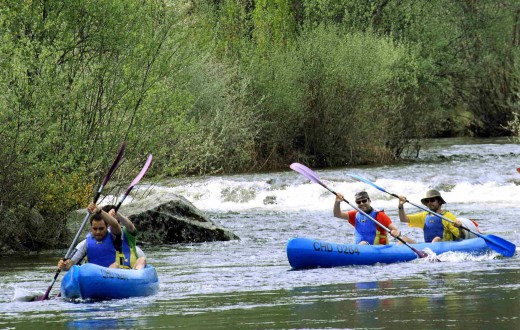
[12,287,42,302]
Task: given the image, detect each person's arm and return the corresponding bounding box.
[388,222,401,238]
[398,195,409,223]
[109,209,136,234]
[444,212,462,238]
[378,212,401,238]
[57,240,86,271]
[69,240,87,264]
[333,193,349,220]
[446,222,461,239]
[88,202,121,236]
[58,259,74,271]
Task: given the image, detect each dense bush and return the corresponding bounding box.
[247,25,429,167]
[0,0,518,251]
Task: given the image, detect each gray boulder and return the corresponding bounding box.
[117,193,239,244]
[66,193,239,245]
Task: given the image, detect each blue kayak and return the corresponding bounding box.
[287,237,493,269]
[61,263,159,300]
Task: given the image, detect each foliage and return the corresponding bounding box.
[247,24,429,166]
[0,0,193,251]
[167,55,260,175]
[507,112,520,140]
[0,0,519,251]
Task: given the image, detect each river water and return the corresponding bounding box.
[1,137,519,329]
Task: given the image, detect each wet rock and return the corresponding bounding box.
[263,196,277,205]
[66,193,239,245]
[118,193,239,244]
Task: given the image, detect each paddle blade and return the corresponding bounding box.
[116,154,153,211]
[36,286,52,301]
[290,163,320,182]
[400,241,428,259]
[482,234,517,257]
[517,167,520,173]
[414,249,428,259]
[93,142,126,202]
[101,142,126,187]
[34,294,47,301]
[126,154,152,194]
[347,173,386,192]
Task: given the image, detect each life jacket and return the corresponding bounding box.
[423,212,445,243]
[86,232,117,268]
[354,209,387,245]
[86,232,132,268]
[116,230,134,269]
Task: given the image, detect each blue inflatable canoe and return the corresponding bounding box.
[287,237,492,269]
[61,263,159,300]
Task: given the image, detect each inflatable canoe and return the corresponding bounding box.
[287,237,492,269]
[61,263,159,300]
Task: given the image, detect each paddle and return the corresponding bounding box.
[111,154,152,267]
[290,163,428,259]
[52,153,150,299]
[347,173,517,257]
[114,154,152,212]
[37,142,126,301]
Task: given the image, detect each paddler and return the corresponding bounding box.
[333,191,411,245]
[101,204,147,270]
[57,202,145,271]
[397,189,462,243]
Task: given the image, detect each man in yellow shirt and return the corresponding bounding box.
[398,189,462,243]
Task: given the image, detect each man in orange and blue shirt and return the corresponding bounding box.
[333,191,403,245]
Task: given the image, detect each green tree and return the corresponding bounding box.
[0,0,193,251]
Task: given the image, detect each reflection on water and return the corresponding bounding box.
[66,318,142,329]
[285,269,519,329]
[355,281,386,312]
